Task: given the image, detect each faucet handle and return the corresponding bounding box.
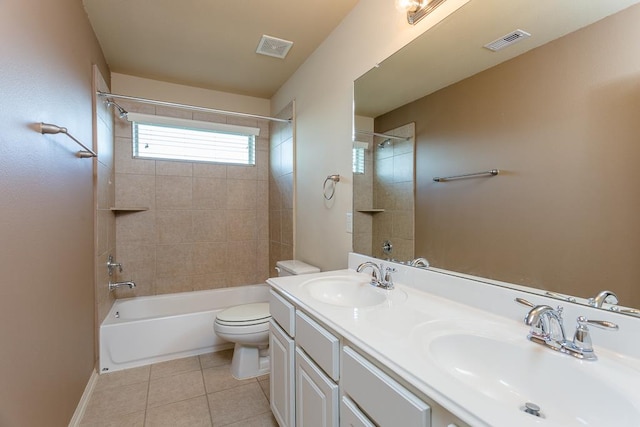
[571,316,618,358]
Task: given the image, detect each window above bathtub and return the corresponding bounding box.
[128,112,259,165]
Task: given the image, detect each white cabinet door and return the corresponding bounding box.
[295,347,338,427]
[270,320,295,427]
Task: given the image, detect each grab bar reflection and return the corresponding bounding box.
[433,169,499,182]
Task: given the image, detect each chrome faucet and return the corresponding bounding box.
[108,281,136,291]
[356,261,396,289]
[409,257,430,268]
[516,298,618,361]
[107,255,123,277]
[588,290,618,308]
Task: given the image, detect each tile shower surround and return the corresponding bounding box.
[111,101,272,298]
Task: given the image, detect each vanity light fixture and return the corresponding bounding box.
[396,0,448,25]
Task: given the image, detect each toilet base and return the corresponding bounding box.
[231,343,270,379]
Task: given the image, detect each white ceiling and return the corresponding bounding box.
[355,0,640,118]
[83,0,359,99]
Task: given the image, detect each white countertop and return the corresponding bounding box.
[267,253,640,427]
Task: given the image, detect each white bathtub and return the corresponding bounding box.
[99,284,269,373]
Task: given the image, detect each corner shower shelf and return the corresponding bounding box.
[357,209,385,214]
[110,207,149,213]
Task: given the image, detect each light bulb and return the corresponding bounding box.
[395,0,423,12]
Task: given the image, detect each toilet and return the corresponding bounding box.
[214,260,320,379]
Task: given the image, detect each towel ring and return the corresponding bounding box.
[323,174,340,200]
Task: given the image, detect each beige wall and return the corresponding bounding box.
[111,100,270,296]
[271,0,470,271]
[375,5,640,306]
[269,103,295,272]
[0,0,108,425]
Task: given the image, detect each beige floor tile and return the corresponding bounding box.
[147,370,205,408]
[80,410,145,427]
[150,355,201,380]
[82,382,148,421]
[222,412,278,427]
[208,382,270,426]
[258,378,269,400]
[145,395,212,427]
[202,364,255,394]
[199,349,233,369]
[95,365,151,391]
[256,373,269,382]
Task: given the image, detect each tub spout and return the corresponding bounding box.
[109,281,136,291]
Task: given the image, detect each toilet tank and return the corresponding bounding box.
[276,260,320,277]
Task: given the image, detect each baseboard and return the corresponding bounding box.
[68,367,99,427]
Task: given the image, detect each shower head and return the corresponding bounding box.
[106,100,128,119]
[378,138,392,149]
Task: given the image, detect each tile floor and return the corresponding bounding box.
[79,349,277,426]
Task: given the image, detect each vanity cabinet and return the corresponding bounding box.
[269,289,466,427]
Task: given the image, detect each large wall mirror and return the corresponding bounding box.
[353,0,640,314]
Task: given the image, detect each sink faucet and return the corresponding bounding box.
[409,257,430,268]
[108,281,136,291]
[524,304,566,350]
[588,290,618,308]
[356,261,396,290]
[516,298,618,360]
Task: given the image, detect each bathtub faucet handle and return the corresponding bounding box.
[107,255,123,276]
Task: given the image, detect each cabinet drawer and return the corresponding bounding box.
[270,290,295,336]
[295,311,340,381]
[341,396,375,427]
[342,346,431,427]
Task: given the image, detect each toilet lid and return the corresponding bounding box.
[216,303,270,325]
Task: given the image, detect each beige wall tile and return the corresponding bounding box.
[154,105,193,120]
[116,210,156,245]
[193,243,226,275]
[156,244,193,278]
[227,179,257,210]
[193,177,227,209]
[156,175,192,209]
[115,173,156,209]
[156,160,193,177]
[155,275,193,294]
[115,137,155,175]
[281,209,293,246]
[192,210,227,242]
[192,273,229,290]
[157,210,193,244]
[227,210,258,241]
[228,164,257,180]
[193,162,227,178]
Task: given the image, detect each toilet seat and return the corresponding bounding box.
[215,302,270,327]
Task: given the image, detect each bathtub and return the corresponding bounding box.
[99,284,269,373]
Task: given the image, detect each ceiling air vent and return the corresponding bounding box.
[484,29,531,52]
[256,35,293,59]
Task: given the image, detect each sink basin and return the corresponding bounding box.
[415,321,640,426]
[301,275,400,308]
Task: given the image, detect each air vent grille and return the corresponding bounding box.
[484,29,531,52]
[256,35,293,59]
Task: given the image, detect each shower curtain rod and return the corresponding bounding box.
[354,130,410,141]
[96,91,291,124]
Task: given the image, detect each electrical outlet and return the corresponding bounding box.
[346,212,353,233]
